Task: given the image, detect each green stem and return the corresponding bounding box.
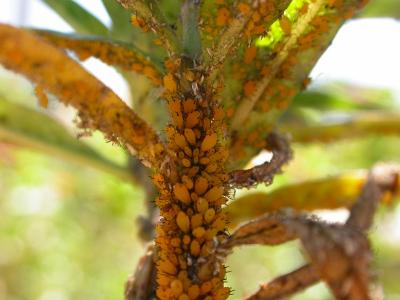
[181,0,202,60]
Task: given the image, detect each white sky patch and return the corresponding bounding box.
[311,18,400,98]
[8,185,60,215]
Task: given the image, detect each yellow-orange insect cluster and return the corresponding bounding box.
[201,0,278,48]
[39,33,162,86]
[153,58,230,300]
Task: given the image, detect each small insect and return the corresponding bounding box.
[177,211,190,233]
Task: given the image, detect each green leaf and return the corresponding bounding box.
[101,0,134,40]
[41,0,109,36]
[0,99,132,181]
[281,111,400,144]
[181,1,202,59]
[291,83,396,111]
[225,171,368,227]
[360,0,400,18]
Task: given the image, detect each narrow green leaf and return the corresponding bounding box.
[41,0,109,36]
[282,111,400,144]
[0,99,133,181]
[181,1,202,59]
[101,0,134,40]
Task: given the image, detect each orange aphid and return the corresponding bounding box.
[157,273,172,286]
[182,175,194,190]
[243,80,256,97]
[182,158,191,168]
[174,133,188,149]
[178,270,190,285]
[205,163,218,173]
[216,8,230,26]
[171,237,181,247]
[212,215,226,231]
[201,281,213,295]
[214,287,230,300]
[188,285,200,299]
[159,259,177,275]
[193,227,206,239]
[226,107,235,118]
[238,3,251,15]
[244,46,257,64]
[169,100,181,113]
[130,15,148,32]
[184,128,196,145]
[204,186,224,202]
[204,208,216,224]
[183,99,196,113]
[178,294,190,300]
[163,73,177,92]
[174,183,191,204]
[177,211,190,233]
[184,70,195,82]
[171,279,184,297]
[183,235,191,245]
[299,3,309,15]
[196,197,209,213]
[252,11,261,23]
[165,58,178,72]
[201,133,217,152]
[190,192,198,202]
[153,38,162,46]
[35,85,48,108]
[211,277,222,288]
[191,214,203,229]
[173,112,184,128]
[184,146,193,157]
[190,239,201,256]
[205,228,218,240]
[143,66,161,85]
[280,15,292,35]
[131,63,144,72]
[188,166,200,177]
[194,177,209,195]
[213,107,225,121]
[199,157,210,165]
[186,111,200,128]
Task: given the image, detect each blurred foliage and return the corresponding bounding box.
[1,0,400,299]
[361,0,400,18]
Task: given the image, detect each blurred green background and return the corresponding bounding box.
[1,0,400,299]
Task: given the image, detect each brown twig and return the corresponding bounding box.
[125,245,156,300]
[229,132,292,188]
[287,217,372,300]
[222,213,296,250]
[245,264,319,300]
[347,163,400,231]
[128,157,159,242]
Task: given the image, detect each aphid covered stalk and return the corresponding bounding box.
[153,56,230,299]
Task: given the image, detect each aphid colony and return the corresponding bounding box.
[202,0,280,47]
[227,0,363,165]
[40,32,162,86]
[153,58,230,300]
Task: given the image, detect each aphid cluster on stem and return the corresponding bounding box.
[153,57,230,300]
